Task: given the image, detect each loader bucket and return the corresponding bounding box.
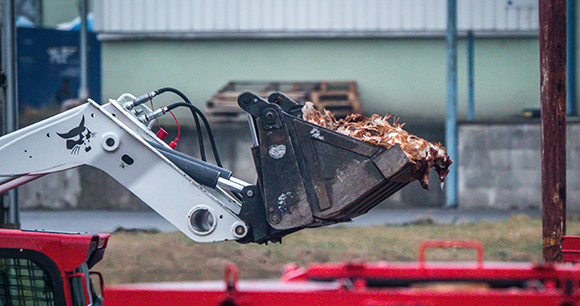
[239,92,416,230]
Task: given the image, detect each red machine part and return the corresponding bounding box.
[563,236,580,263]
[0,229,109,306]
[0,229,108,271]
[104,240,580,306]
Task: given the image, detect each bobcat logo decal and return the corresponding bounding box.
[57,116,96,154]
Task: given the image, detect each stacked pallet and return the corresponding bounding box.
[206,81,362,121]
[310,81,362,117]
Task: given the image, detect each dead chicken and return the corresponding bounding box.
[302,102,452,190]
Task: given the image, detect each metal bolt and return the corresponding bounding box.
[263,110,278,125]
[271,214,280,223]
[234,225,246,236]
[242,97,250,105]
[246,190,254,197]
[106,138,115,147]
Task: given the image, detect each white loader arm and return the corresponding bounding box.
[0,98,249,243]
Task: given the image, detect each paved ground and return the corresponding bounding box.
[19,208,542,235]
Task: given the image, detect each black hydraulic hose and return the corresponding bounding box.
[155,87,207,162]
[155,87,191,102]
[167,101,223,167]
[148,141,232,179]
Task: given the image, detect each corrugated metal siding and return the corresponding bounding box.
[94,0,538,38]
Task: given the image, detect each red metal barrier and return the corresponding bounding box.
[563,236,580,263]
[418,240,484,268]
[105,240,580,306]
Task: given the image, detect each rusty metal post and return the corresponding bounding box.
[540,0,567,262]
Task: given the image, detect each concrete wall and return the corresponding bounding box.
[459,120,580,212]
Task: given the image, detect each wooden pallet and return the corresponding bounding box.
[309,81,361,118]
[206,81,362,121]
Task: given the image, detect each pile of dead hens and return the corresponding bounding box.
[301,102,452,190]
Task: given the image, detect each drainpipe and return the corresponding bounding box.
[445,0,458,207]
[79,0,89,101]
[467,31,475,121]
[1,0,20,228]
[567,0,576,116]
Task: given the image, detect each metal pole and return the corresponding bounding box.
[540,0,567,262]
[445,0,458,207]
[467,30,475,121]
[79,0,89,100]
[1,0,19,228]
[567,0,576,116]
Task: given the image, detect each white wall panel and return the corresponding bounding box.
[94,0,539,37]
[388,0,402,30]
[506,5,518,30]
[295,0,308,30]
[342,0,355,30]
[482,1,496,30]
[414,0,426,30]
[366,0,379,30]
[401,1,414,30]
[306,0,317,30]
[471,0,484,30]
[425,1,443,31]
[494,1,507,30]
[377,1,388,30]
[353,0,365,30]
[530,6,540,30]
[318,0,331,30]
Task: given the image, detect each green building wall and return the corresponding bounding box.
[42,0,81,27]
[101,36,542,124]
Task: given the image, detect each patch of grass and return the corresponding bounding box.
[95,215,580,284]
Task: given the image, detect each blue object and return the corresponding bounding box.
[15,16,34,28]
[445,0,458,208]
[567,0,577,116]
[467,31,475,121]
[16,27,101,109]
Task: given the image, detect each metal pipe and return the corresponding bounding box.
[1,0,19,228]
[217,177,245,194]
[467,30,475,121]
[247,113,259,147]
[230,177,251,187]
[567,0,577,116]
[0,174,46,195]
[445,0,458,207]
[79,0,89,100]
[540,0,567,262]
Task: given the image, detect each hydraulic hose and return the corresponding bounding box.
[154,88,207,162]
[166,101,223,167]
